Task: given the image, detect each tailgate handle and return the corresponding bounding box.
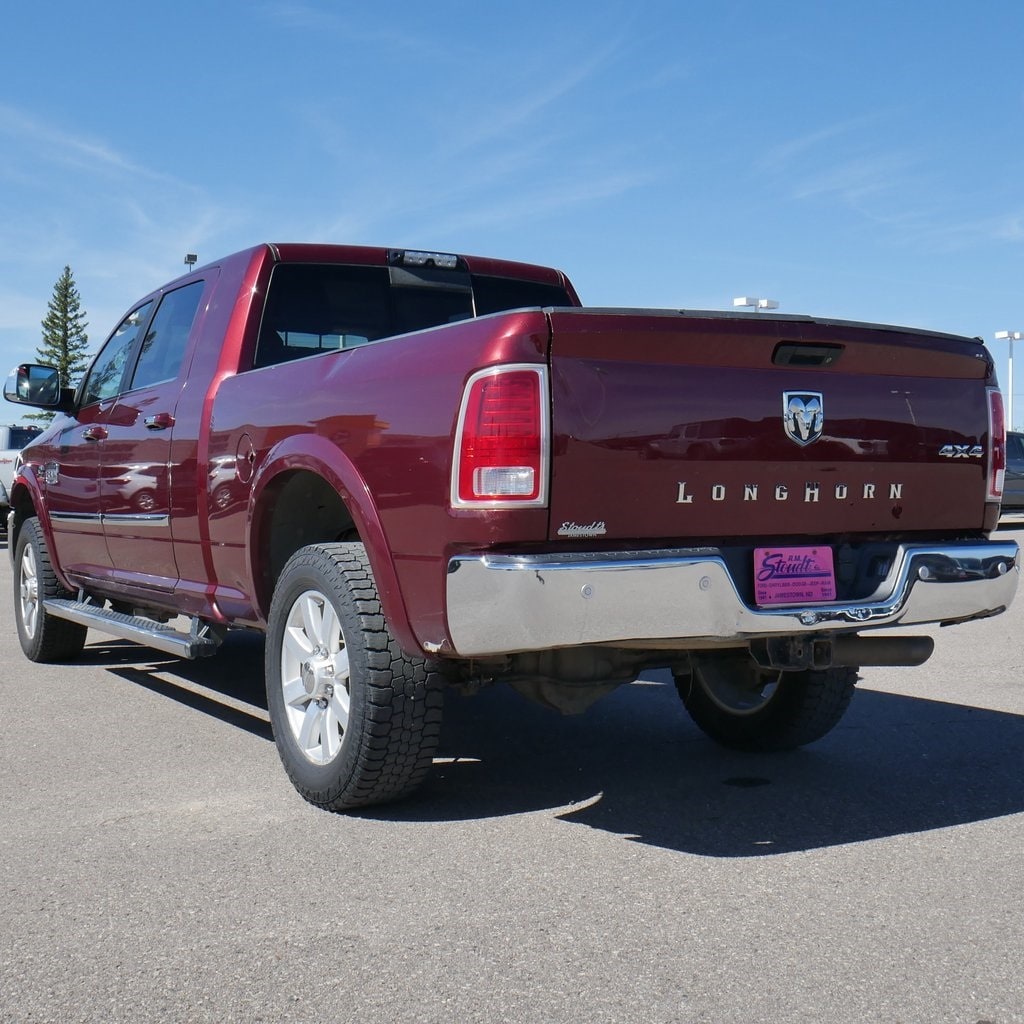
[773,342,844,367]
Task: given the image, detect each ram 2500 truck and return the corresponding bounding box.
[5,243,1018,811]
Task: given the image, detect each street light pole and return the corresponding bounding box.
[733,296,779,313]
[994,331,1021,432]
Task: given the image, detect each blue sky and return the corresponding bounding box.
[3,1,1024,423]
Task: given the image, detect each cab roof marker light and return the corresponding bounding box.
[395,250,459,269]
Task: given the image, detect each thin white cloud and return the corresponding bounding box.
[752,109,929,221]
[411,169,657,241]
[0,101,254,380]
[0,102,246,248]
[315,144,656,245]
[757,112,892,173]
[258,2,441,55]
[790,153,913,205]
[992,214,1024,242]
[0,103,177,185]
[281,37,649,244]
[452,42,624,154]
[894,209,1024,252]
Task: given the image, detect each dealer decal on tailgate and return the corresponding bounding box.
[754,546,836,606]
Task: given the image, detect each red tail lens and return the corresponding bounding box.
[988,386,1006,502]
[453,366,548,508]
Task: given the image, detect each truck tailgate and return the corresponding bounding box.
[547,309,994,541]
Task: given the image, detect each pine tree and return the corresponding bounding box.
[30,266,90,421]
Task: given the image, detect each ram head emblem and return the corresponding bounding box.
[783,391,824,447]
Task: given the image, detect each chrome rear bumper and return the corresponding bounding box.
[445,542,1018,657]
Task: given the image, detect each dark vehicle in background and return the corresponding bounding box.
[1004,431,1024,511]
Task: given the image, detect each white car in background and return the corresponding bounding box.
[0,424,43,534]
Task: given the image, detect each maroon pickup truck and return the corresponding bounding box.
[5,243,1019,811]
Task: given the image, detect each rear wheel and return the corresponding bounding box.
[265,542,443,811]
[14,518,87,662]
[675,651,857,751]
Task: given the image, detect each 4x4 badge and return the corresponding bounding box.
[938,444,982,458]
[783,391,824,447]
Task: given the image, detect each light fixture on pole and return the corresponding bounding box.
[184,253,198,272]
[733,296,779,312]
[994,330,1020,432]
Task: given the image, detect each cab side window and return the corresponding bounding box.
[129,281,204,391]
[255,265,392,369]
[81,302,154,407]
[253,264,475,369]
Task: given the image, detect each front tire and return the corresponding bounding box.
[265,542,443,811]
[675,651,857,751]
[14,517,87,662]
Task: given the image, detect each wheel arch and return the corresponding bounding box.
[7,474,72,589]
[248,435,418,653]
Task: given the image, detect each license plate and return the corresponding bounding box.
[754,546,836,606]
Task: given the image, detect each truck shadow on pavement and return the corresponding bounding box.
[399,672,1024,857]
[79,635,1024,857]
[82,631,274,742]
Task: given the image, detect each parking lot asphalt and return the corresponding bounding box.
[2,523,1024,1023]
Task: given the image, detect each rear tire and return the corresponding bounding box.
[675,651,857,751]
[14,518,87,662]
[265,542,443,811]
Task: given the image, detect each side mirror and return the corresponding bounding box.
[3,363,70,410]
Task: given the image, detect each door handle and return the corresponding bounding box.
[82,426,108,441]
[145,412,174,430]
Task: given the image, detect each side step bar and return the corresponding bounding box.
[45,599,225,659]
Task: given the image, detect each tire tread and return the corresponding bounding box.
[14,518,87,663]
[677,662,858,752]
[266,542,443,811]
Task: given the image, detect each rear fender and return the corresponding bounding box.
[249,433,418,654]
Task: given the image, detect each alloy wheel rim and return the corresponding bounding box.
[19,544,40,638]
[280,589,351,765]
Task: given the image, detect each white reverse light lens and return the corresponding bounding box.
[473,466,535,497]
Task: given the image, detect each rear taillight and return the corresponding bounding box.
[988,386,1006,502]
[452,365,549,508]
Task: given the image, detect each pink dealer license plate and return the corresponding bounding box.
[754,546,837,606]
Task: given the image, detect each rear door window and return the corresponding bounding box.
[128,280,205,391]
[253,263,571,369]
[471,275,572,314]
[255,266,393,368]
